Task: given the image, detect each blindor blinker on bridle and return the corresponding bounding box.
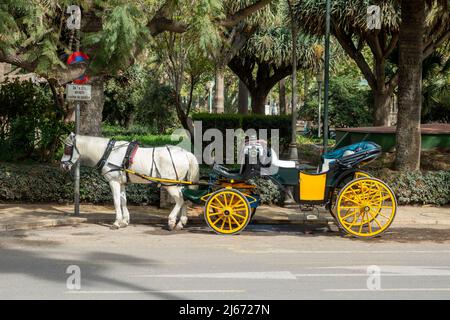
[61,134,79,168]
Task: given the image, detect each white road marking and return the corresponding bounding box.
[132,271,297,280]
[315,266,450,276]
[233,250,450,254]
[294,273,450,277]
[66,289,245,294]
[324,288,450,292]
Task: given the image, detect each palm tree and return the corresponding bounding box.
[229,26,318,113]
[295,0,449,126]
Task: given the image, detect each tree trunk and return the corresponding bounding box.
[278,79,287,115]
[213,67,225,113]
[373,90,392,126]
[79,79,104,136]
[395,0,424,171]
[238,80,249,114]
[251,91,267,114]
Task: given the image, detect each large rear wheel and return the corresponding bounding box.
[335,178,396,238]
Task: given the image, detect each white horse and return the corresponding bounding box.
[60,133,199,230]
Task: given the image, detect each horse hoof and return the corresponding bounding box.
[174,223,184,231]
[111,223,120,230]
[168,220,176,231]
[180,216,188,226]
[119,221,128,228]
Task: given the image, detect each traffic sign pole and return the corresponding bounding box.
[74,102,80,215]
[66,84,91,216]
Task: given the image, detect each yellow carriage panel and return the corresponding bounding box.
[299,172,327,201]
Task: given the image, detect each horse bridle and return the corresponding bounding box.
[61,134,80,168]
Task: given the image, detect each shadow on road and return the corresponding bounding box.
[140,223,450,243]
[0,245,181,299]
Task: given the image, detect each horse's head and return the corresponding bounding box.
[60,132,80,171]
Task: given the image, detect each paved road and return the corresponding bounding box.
[1,223,450,300]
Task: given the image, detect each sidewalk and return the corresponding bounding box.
[0,203,449,232]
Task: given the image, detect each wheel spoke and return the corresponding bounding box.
[220,217,226,230]
[212,216,224,226]
[358,212,365,234]
[341,210,358,220]
[233,212,247,219]
[377,212,392,220]
[213,197,225,208]
[368,210,383,229]
[230,214,242,227]
[209,205,223,211]
[342,195,360,205]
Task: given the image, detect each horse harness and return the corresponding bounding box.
[95,139,179,183]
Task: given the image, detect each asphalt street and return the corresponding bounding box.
[1,222,450,299]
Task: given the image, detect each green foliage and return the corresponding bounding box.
[83,3,149,73]
[300,75,372,128]
[0,162,159,204]
[374,169,450,205]
[250,177,283,205]
[137,80,177,132]
[243,26,318,69]
[102,124,179,146]
[103,64,177,132]
[422,47,450,122]
[0,80,70,162]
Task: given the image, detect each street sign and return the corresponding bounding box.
[66,84,91,101]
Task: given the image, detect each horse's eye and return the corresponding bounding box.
[64,145,73,155]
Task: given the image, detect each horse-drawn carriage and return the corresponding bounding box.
[180,140,396,238]
[61,133,396,237]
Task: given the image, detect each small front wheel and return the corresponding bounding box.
[204,189,251,235]
[335,178,397,238]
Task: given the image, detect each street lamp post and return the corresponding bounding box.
[288,2,299,160]
[323,0,331,153]
[316,70,324,138]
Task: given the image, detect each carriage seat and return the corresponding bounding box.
[212,163,245,180]
[320,141,381,172]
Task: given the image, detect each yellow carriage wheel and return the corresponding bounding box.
[336,178,396,238]
[204,189,251,235]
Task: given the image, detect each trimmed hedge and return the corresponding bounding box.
[0,163,448,206]
[374,169,450,206]
[0,163,159,205]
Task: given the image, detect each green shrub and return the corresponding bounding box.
[0,163,447,207]
[0,163,159,205]
[373,169,450,205]
[250,177,284,205]
[0,80,70,162]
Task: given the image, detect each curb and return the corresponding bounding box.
[0,214,333,232]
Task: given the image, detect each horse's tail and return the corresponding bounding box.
[186,152,199,190]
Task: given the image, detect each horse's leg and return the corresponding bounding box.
[109,180,123,230]
[177,201,188,230]
[165,186,183,231]
[120,184,130,227]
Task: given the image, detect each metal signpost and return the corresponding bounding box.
[66,84,91,215]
